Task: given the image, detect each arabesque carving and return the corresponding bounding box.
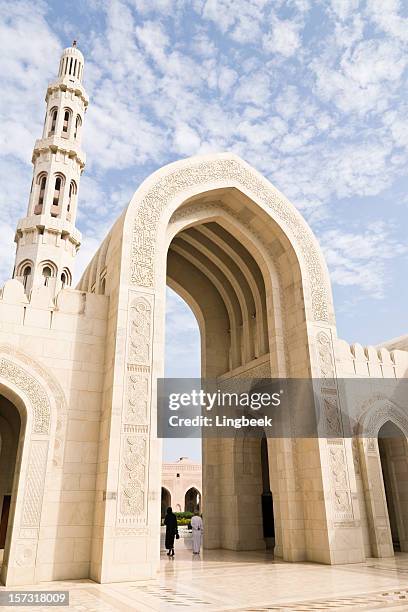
[119,435,147,517]
[0,357,50,434]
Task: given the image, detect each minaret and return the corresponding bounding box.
[13,41,88,295]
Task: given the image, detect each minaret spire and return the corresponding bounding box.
[13,42,89,295]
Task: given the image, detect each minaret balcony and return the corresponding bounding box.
[32,136,86,167]
[46,78,89,106]
[16,214,82,245]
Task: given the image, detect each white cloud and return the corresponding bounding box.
[263,17,302,58]
[173,123,201,155]
[367,0,408,43]
[320,223,407,298]
[329,0,360,21]
[313,39,407,114]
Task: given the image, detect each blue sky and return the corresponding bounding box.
[1,1,407,460]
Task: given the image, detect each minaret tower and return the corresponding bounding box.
[13,41,88,295]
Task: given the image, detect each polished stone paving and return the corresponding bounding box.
[3,549,408,611]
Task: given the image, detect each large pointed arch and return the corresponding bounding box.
[121,153,334,325]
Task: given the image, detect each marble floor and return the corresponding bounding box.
[2,548,408,611]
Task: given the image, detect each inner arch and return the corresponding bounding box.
[167,218,270,377]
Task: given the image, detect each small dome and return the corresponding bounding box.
[58,42,84,83]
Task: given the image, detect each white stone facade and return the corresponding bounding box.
[0,47,407,586]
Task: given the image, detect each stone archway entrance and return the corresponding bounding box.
[0,396,21,570]
[85,153,364,581]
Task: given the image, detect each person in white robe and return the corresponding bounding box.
[191,512,203,554]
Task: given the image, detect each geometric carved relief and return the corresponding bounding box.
[0,357,50,434]
[21,440,48,528]
[130,157,330,322]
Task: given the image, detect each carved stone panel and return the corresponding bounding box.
[119,435,147,522]
[128,297,152,366]
[0,357,50,434]
[126,367,149,424]
[328,441,353,521]
[21,440,48,528]
[117,293,153,527]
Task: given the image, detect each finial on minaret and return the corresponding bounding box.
[72,39,77,47]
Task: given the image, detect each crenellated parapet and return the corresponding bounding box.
[0,279,107,334]
[335,338,408,378]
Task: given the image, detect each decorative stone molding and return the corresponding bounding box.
[126,369,149,424]
[358,398,408,438]
[128,298,152,366]
[0,343,66,435]
[0,357,50,435]
[21,440,49,528]
[15,541,37,568]
[119,435,147,517]
[317,331,343,437]
[327,440,353,520]
[317,332,354,520]
[130,157,330,322]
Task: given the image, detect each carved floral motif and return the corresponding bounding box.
[120,436,146,516]
[128,298,151,366]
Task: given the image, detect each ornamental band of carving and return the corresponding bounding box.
[0,357,50,434]
[317,332,353,519]
[119,435,147,517]
[118,294,152,525]
[21,440,48,528]
[130,158,330,322]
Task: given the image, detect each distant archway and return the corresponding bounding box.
[161,487,171,518]
[185,487,201,513]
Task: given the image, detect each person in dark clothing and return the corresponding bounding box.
[164,507,178,557]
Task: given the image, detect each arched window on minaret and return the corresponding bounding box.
[22,265,32,289]
[62,109,72,137]
[52,174,65,215]
[61,268,72,288]
[67,180,77,217]
[35,173,47,214]
[49,107,58,136]
[42,265,52,287]
[74,115,82,139]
